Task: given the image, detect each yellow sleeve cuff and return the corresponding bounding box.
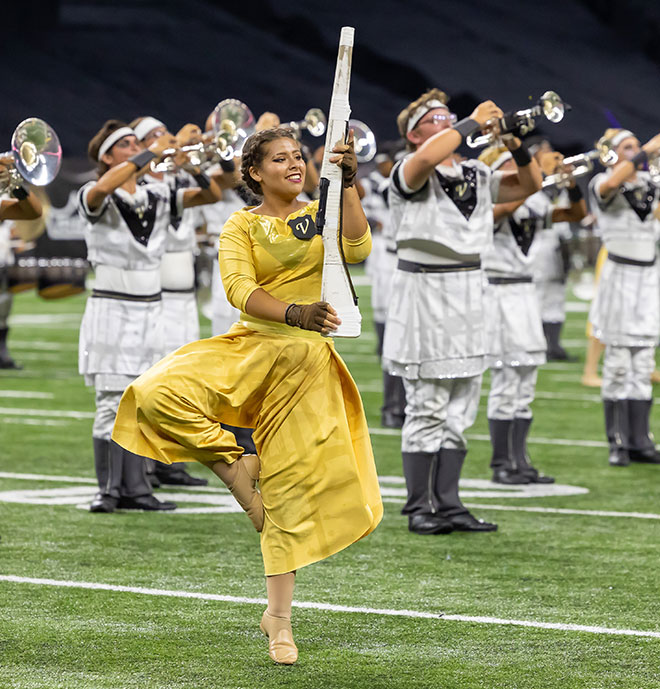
[342,225,372,264]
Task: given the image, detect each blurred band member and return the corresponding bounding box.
[588,128,660,466]
[382,89,542,535]
[0,174,42,369]
[362,144,406,428]
[480,147,586,485]
[78,120,221,512]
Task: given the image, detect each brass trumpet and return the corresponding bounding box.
[0,118,62,193]
[287,108,327,138]
[467,91,568,149]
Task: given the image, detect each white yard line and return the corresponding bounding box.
[0,574,658,639]
[462,503,660,520]
[9,340,78,351]
[0,407,94,419]
[368,427,608,448]
[0,417,69,426]
[0,391,55,399]
[0,472,98,484]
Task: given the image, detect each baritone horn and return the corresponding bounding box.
[0,118,62,193]
[467,91,568,149]
[288,108,327,138]
[211,99,256,160]
[348,119,377,163]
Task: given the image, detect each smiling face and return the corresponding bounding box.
[249,137,306,199]
[101,135,141,169]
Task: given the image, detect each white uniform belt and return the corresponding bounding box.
[160,250,195,292]
[93,265,161,299]
[397,258,481,274]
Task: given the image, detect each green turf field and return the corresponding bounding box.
[1,277,660,689]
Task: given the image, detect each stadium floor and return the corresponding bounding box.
[1,277,659,689]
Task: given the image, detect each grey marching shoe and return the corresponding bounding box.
[155,462,209,486]
[436,448,497,532]
[489,418,530,485]
[511,417,554,484]
[401,452,453,534]
[627,399,660,464]
[604,399,630,467]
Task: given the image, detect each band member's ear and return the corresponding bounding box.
[406,129,421,148]
[101,152,114,167]
[249,166,262,185]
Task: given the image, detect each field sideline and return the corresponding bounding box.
[1,276,660,689]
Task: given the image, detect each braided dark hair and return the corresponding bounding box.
[240,126,299,196]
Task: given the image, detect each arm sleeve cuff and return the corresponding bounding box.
[342,225,372,263]
[78,184,109,224]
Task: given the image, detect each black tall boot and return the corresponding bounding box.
[381,372,406,428]
[436,448,497,531]
[628,399,660,463]
[511,417,555,483]
[154,461,209,486]
[114,442,177,511]
[401,452,452,534]
[543,321,569,361]
[489,418,529,484]
[604,399,630,467]
[89,437,121,513]
[0,326,21,369]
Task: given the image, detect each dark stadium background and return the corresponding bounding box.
[2,0,660,159]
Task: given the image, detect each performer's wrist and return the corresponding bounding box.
[193,171,211,189]
[632,150,648,169]
[285,303,300,327]
[453,117,480,140]
[10,185,29,200]
[567,185,583,203]
[219,158,235,173]
[129,150,157,170]
[510,143,532,167]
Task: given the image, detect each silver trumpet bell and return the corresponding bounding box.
[0,118,62,192]
[288,108,327,138]
[212,99,256,160]
[595,136,619,166]
[348,119,377,163]
[542,150,601,189]
[467,90,568,149]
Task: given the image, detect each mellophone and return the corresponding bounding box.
[3,116,89,299]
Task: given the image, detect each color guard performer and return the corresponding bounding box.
[382,89,542,535]
[480,147,586,484]
[78,120,222,512]
[588,128,660,466]
[112,127,382,664]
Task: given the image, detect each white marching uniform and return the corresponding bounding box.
[483,190,548,420]
[383,156,503,451]
[198,187,244,336]
[588,170,660,402]
[0,218,13,330]
[78,180,182,439]
[143,172,200,354]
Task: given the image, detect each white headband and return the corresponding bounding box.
[490,151,512,171]
[134,117,166,142]
[97,127,135,161]
[407,99,448,133]
[610,129,635,148]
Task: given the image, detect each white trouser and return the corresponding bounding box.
[487,365,538,420]
[537,280,566,323]
[93,389,123,440]
[402,375,482,452]
[602,345,654,401]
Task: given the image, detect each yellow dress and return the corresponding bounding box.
[112,200,383,575]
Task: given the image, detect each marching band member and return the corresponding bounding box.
[480,147,586,484]
[0,181,43,369]
[362,144,407,428]
[588,127,660,466]
[112,126,382,664]
[382,89,542,535]
[78,120,221,512]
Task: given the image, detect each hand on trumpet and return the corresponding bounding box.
[470,100,503,128]
[148,133,179,158]
[642,133,660,157]
[176,124,203,147]
[255,112,281,132]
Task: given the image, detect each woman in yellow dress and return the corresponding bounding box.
[112,126,383,664]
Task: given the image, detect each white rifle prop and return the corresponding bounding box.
[317,26,362,338]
